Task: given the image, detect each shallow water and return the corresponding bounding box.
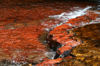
[0,0,99,66]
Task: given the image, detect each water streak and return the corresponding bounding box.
[49,6,91,23]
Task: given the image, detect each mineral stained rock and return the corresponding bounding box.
[44,10,99,65]
[36,58,62,66]
[36,56,72,66]
[0,0,99,65]
[48,11,99,58]
[0,25,49,63]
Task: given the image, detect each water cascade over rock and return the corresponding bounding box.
[0,0,99,66]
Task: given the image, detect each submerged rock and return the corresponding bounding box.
[60,58,85,66]
[0,0,99,65]
[0,25,51,64]
[70,23,100,66]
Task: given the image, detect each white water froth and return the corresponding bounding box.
[80,18,100,27]
[49,6,92,27]
[45,52,56,59]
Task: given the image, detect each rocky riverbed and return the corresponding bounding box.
[0,0,99,66]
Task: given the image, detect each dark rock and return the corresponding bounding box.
[47,35,62,51]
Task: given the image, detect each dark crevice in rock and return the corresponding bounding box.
[54,52,60,59]
[47,35,62,51]
[54,49,72,59]
[47,34,73,59]
[70,54,76,57]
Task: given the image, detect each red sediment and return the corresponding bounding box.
[0,25,48,63]
[0,5,64,25]
[41,19,62,29]
[0,0,98,65]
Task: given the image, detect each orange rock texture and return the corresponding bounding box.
[36,58,62,66]
[49,11,99,53]
[0,25,48,63]
[0,0,98,65]
[39,11,99,66]
[0,0,67,64]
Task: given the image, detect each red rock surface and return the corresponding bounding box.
[42,11,99,65]
[50,11,98,50]
[36,58,62,66]
[36,56,73,66]
[0,0,67,64]
[0,0,98,65]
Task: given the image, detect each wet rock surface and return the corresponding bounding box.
[37,9,100,65]
[0,0,99,66]
[48,11,99,56]
[69,23,100,66]
[0,25,49,63]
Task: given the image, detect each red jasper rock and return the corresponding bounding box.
[48,11,99,60]
[36,58,62,66]
[57,46,72,55]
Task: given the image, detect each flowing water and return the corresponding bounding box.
[0,0,99,66]
[49,6,92,28]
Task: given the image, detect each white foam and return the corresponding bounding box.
[45,52,56,59]
[45,28,50,31]
[80,19,100,27]
[49,6,92,27]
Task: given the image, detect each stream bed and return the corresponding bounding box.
[0,0,99,66]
